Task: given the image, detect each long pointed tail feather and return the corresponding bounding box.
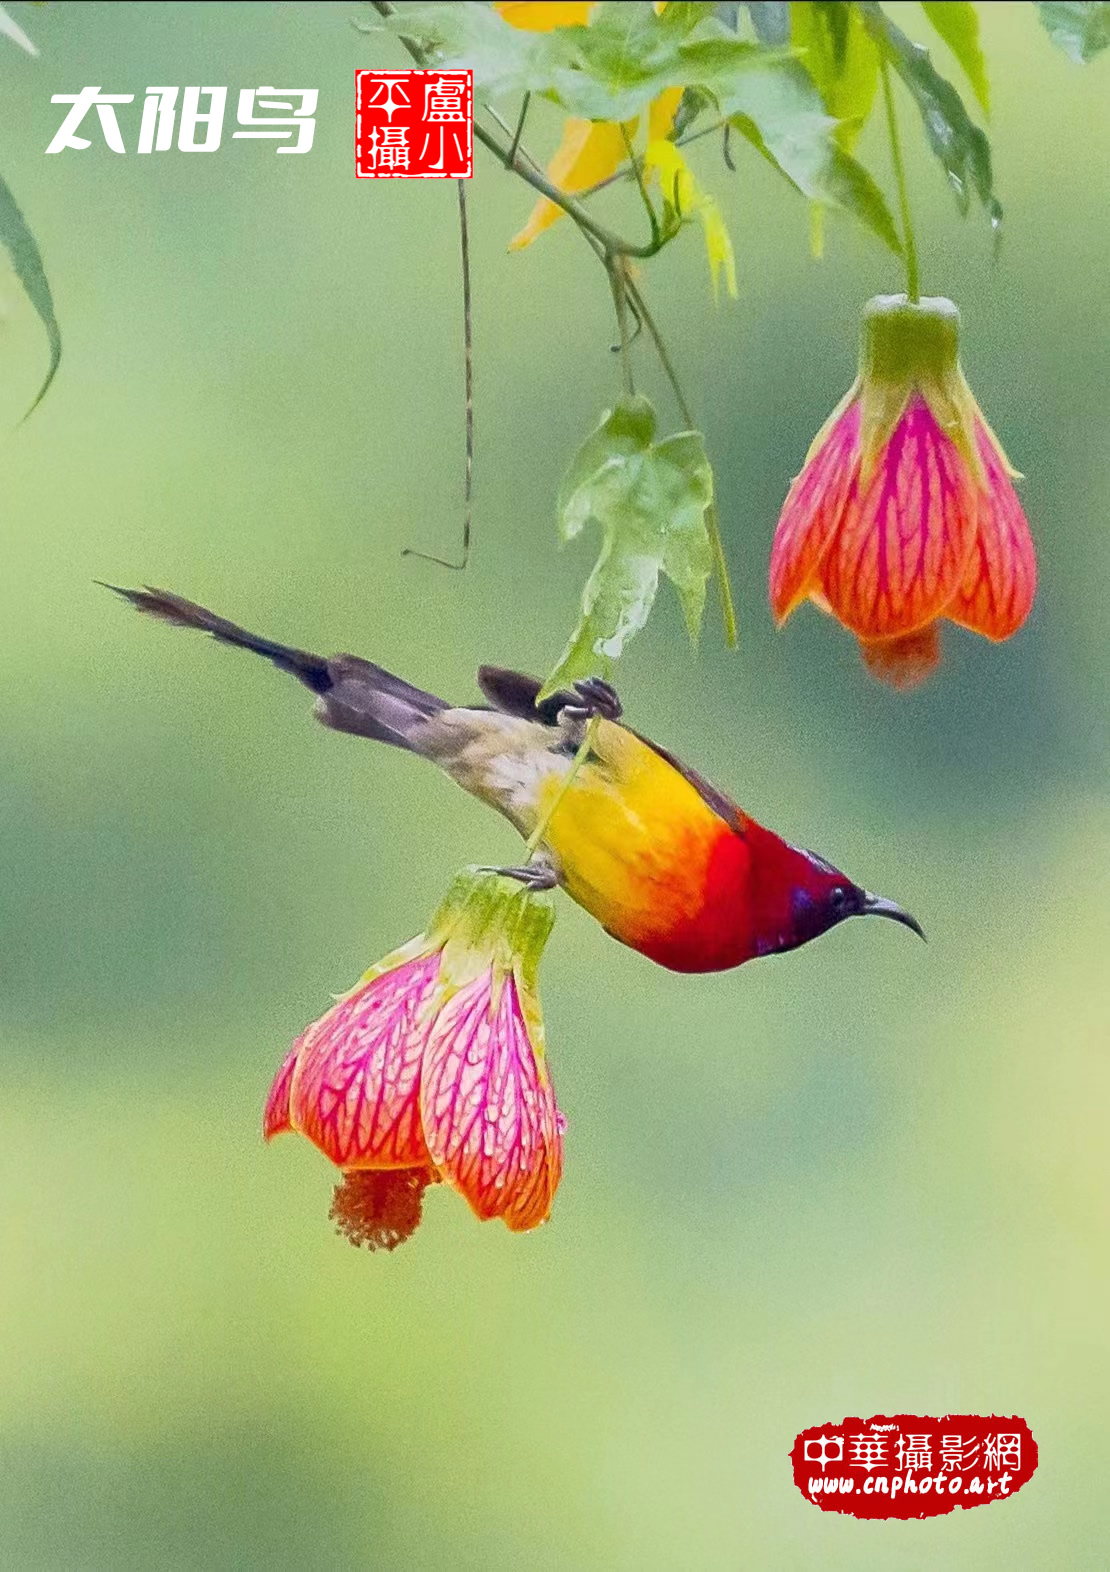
[103,583,447,750]
[100,583,335,692]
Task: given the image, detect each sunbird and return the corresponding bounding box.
[106,586,924,973]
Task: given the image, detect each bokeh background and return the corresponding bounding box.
[0,3,1107,1566]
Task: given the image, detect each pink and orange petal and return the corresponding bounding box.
[288,953,441,1170]
[421,971,563,1231]
[263,1044,298,1140]
[818,395,977,640]
[948,422,1037,641]
[770,399,862,624]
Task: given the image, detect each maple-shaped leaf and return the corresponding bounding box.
[542,396,714,696]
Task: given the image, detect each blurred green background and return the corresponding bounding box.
[0,3,1107,1567]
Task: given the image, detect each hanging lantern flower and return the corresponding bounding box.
[264,869,564,1251]
[769,293,1037,687]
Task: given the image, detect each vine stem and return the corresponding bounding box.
[403,178,473,569]
[368,0,737,650]
[582,116,729,200]
[625,280,738,648]
[880,56,920,303]
[608,261,635,398]
[524,717,600,860]
[620,122,660,249]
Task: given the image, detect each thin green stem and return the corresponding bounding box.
[524,717,600,859]
[403,179,473,570]
[880,56,920,303]
[476,102,608,264]
[577,118,728,202]
[507,92,531,169]
[608,262,635,398]
[624,280,738,648]
[620,123,661,249]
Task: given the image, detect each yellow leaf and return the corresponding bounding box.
[644,140,737,301]
[510,118,630,249]
[494,1,595,30]
[643,138,695,215]
[700,198,737,301]
[647,85,682,143]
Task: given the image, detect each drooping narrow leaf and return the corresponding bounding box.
[792,0,880,151]
[644,139,738,297]
[0,172,61,415]
[858,1,1002,236]
[921,2,990,113]
[543,396,714,696]
[1035,2,1110,62]
[791,3,881,258]
[718,56,902,256]
[0,2,37,56]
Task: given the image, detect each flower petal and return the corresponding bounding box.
[820,394,977,639]
[421,971,563,1231]
[263,1045,298,1140]
[510,119,629,250]
[947,419,1037,640]
[769,398,861,623]
[289,953,442,1169]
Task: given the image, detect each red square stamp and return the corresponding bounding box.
[356,69,473,179]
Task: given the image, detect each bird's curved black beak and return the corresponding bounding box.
[860,891,926,940]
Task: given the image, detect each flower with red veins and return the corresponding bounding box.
[263,870,563,1251]
[422,968,563,1233]
[770,294,1036,687]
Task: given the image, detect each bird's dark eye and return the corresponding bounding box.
[830,886,849,913]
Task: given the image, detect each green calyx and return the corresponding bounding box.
[425,866,555,1002]
[856,293,983,482]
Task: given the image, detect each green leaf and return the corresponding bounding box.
[0,171,61,415]
[372,3,554,100]
[791,1,880,152]
[376,1,774,123]
[0,2,37,56]
[921,2,990,113]
[1035,2,1110,62]
[543,396,714,697]
[741,2,790,46]
[858,2,1001,235]
[719,56,902,255]
[545,3,767,121]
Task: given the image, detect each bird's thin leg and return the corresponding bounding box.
[476,861,558,891]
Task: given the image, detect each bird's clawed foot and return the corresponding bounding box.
[558,676,623,749]
[477,861,559,891]
[561,676,622,724]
